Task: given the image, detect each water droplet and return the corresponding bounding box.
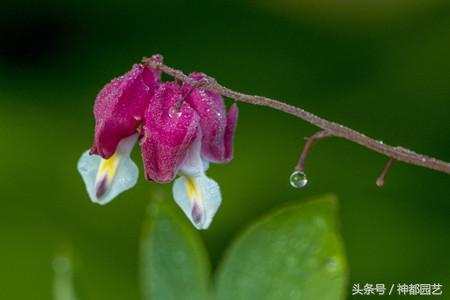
[168,106,182,118]
[290,171,308,188]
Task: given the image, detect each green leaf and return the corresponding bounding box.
[140,196,211,300]
[215,194,348,300]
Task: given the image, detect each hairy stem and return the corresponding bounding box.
[376,158,395,187]
[295,131,332,173]
[143,56,450,175]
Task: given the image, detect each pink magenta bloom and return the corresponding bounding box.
[78,59,239,229]
[140,82,200,183]
[182,72,238,163]
[91,56,162,159]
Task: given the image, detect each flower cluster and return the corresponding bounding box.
[77,55,238,229]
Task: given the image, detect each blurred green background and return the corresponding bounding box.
[1,0,449,298]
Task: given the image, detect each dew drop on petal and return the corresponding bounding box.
[168,106,182,119]
[290,171,308,188]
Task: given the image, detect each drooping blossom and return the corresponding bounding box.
[140,82,200,184]
[91,55,162,158]
[78,60,238,229]
[182,72,237,164]
[78,55,162,204]
[140,76,238,228]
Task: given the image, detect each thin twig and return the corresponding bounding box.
[376,158,395,187]
[295,130,332,172]
[174,77,208,109]
[143,56,450,175]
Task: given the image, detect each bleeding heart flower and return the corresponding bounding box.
[140,82,200,183]
[91,55,162,159]
[182,72,238,163]
[138,82,218,228]
[78,55,162,204]
[78,58,238,230]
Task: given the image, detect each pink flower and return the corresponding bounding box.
[140,82,200,183]
[78,61,238,229]
[182,72,238,163]
[91,55,162,159]
[140,74,238,228]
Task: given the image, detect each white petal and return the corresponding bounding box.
[77,134,139,205]
[179,132,209,177]
[116,133,139,155]
[172,174,221,229]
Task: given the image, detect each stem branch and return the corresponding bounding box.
[143,56,450,175]
[295,131,332,172]
[376,158,395,187]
